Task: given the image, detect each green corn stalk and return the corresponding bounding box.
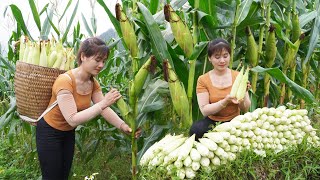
[164,61,191,129]
[280,34,304,104]
[300,61,310,108]
[245,26,258,93]
[116,3,139,73]
[263,24,277,107]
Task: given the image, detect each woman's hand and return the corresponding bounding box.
[225,94,239,104]
[120,123,142,138]
[99,88,122,109]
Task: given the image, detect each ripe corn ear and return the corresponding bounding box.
[164,61,191,128]
[164,4,193,58]
[116,3,138,58]
[39,41,48,67]
[116,97,130,118]
[31,43,40,65]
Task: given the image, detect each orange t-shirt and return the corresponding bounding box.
[196,70,240,122]
[44,70,101,131]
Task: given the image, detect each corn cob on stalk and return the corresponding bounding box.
[280,34,305,104]
[263,25,277,107]
[291,12,301,43]
[116,97,131,120]
[116,3,139,73]
[129,55,157,98]
[164,61,191,128]
[245,26,258,93]
[164,4,194,58]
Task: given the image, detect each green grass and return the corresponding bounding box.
[0,134,132,180]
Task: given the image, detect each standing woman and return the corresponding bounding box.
[36,37,139,180]
[190,38,251,140]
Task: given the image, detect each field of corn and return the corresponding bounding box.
[0,0,320,179]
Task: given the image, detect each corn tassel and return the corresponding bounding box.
[236,67,249,101]
[164,4,193,58]
[230,66,244,97]
[263,25,277,106]
[116,3,139,73]
[164,61,191,128]
[245,26,258,93]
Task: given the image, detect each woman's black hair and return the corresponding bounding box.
[76,37,109,66]
[207,38,231,57]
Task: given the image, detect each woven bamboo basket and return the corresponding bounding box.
[14,61,65,120]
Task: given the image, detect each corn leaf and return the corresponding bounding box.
[9,5,33,41]
[300,10,317,28]
[303,0,320,65]
[138,79,167,114]
[45,9,60,37]
[197,11,218,40]
[251,66,316,104]
[59,0,73,22]
[149,0,159,14]
[28,0,41,32]
[90,17,97,34]
[41,7,53,38]
[0,55,15,73]
[189,41,208,60]
[39,3,49,15]
[62,0,79,43]
[310,59,320,78]
[137,125,168,163]
[166,43,188,85]
[137,2,172,64]
[234,0,253,26]
[81,13,94,37]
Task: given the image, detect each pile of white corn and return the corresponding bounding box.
[140,106,320,179]
[18,36,75,70]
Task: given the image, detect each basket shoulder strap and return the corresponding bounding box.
[36,100,58,121]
